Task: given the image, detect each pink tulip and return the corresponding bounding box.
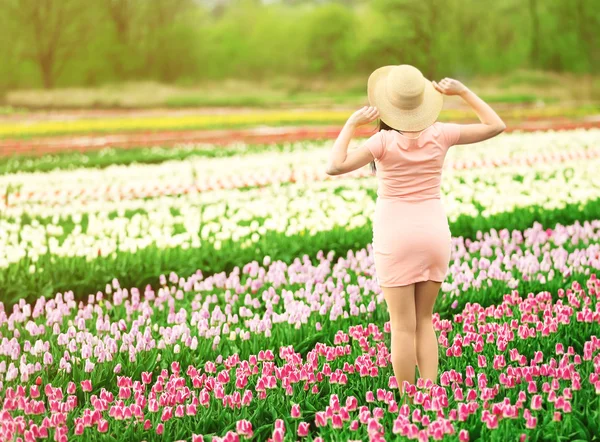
[332,414,343,428]
[272,428,284,442]
[526,416,538,429]
[485,414,498,429]
[346,396,358,410]
[412,408,422,422]
[161,407,173,422]
[477,355,487,368]
[553,412,562,421]
[367,418,382,434]
[315,411,327,427]
[97,419,108,433]
[142,372,152,384]
[75,422,84,435]
[186,403,197,416]
[297,422,309,437]
[30,386,40,399]
[81,380,92,392]
[118,387,130,400]
[236,419,254,439]
[466,389,477,401]
[531,394,542,410]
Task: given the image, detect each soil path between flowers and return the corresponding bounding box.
[1,117,600,157]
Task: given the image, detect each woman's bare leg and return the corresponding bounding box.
[414,280,442,384]
[381,283,417,403]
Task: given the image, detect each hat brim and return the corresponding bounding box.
[367,65,443,132]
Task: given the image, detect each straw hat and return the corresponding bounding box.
[367,64,443,131]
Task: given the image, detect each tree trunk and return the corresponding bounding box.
[426,0,437,78]
[40,58,54,89]
[529,0,540,67]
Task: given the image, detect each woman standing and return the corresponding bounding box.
[326,64,506,402]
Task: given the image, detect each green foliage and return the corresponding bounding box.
[479,94,540,104]
[0,0,597,91]
[304,3,356,75]
[499,70,562,89]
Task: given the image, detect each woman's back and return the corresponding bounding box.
[325,66,507,403]
[365,121,462,201]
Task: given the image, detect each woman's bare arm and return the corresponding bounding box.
[433,78,506,145]
[326,106,379,175]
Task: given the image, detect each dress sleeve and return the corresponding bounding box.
[440,122,462,148]
[364,131,385,160]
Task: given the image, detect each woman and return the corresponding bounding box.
[325,64,506,403]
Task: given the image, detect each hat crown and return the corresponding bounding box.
[385,65,426,110]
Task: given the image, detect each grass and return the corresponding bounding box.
[498,70,563,88]
[0,106,29,115]
[4,78,366,110]
[3,70,599,111]
[164,90,363,108]
[479,93,559,104]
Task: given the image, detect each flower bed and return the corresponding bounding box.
[1,226,598,441]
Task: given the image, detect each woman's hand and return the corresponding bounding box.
[347,106,379,128]
[432,78,468,96]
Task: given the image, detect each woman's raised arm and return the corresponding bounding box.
[433,78,506,145]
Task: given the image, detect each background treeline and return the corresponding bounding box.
[0,0,598,92]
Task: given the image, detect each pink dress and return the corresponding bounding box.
[364,121,462,287]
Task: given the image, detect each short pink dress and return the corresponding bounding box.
[364,121,462,287]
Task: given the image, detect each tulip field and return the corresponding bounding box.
[1,127,600,441]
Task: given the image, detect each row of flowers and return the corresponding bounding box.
[1,258,598,440]
[2,153,599,269]
[1,110,352,138]
[2,106,595,139]
[2,128,598,206]
[3,218,600,384]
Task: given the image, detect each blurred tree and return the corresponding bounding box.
[1,0,95,88]
[454,0,523,75]
[0,6,24,93]
[572,0,599,72]
[104,0,137,44]
[305,3,356,75]
[138,0,199,82]
[534,0,598,73]
[0,0,597,90]
[100,0,144,78]
[529,0,540,67]
[209,0,228,18]
[372,0,441,78]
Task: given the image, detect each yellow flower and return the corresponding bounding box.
[0,110,351,138]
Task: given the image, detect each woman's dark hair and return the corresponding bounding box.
[370,119,399,175]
